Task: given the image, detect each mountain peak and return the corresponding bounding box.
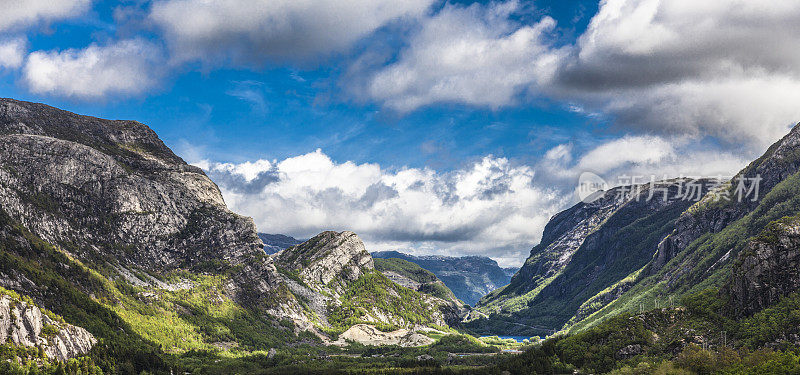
[275,231,374,286]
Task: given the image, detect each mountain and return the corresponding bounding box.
[492,124,800,374]
[258,233,303,254]
[372,251,517,306]
[373,257,465,307]
[0,99,461,372]
[273,231,467,339]
[473,123,800,337]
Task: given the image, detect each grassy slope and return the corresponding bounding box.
[327,271,439,333]
[497,289,800,375]
[374,258,459,302]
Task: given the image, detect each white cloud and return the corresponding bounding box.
[197,149,566,267]
[539,135,751,197]
[148,0,435,65]
[23,39,164,99]
[0,0,90,32]
[195,136,750,267]
[355,0,800,150]
[576,135,675,174]
[361,1,566,112]
[554,0,800,149]
[0,37,26,69]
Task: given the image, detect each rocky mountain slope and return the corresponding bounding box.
[0,98,290,309]
[372,251,517,306]
[0,290,96,361]
[471,179,712,335]
[272,231,467,336]
[258,233,303,255]
[474,123,800,337]
[0,99,461,371]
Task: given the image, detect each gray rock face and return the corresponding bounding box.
[651,123,800,273]
[273,231,458,330]
[0,295,96,361]
[0,98,286,307]
[275,231,374,288]
[728,219,800,316]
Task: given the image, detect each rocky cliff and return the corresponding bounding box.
[727,216,800,316]
[0,293,95,361]
[275,231,374,292]
[0,98,289,311]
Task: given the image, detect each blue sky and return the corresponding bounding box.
[0,0,602,168]
[1,0,799,266]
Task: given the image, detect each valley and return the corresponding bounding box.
[1,98,800,374]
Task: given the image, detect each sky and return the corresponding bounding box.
[1,0,799,266]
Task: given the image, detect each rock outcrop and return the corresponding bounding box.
[728,217,800,316]
[333,324,436,347]
[275,231,374,290]
[0,294,96,361]
[274,231,460,331]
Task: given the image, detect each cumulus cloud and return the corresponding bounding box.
[554,0,800,149]
[148,0,435,65]
[357,0,800,149]
[197,149,567,267]
[23,39,164,99]
[195,135,750,266]
[0,0,90,32]
[0,37,26,69]
[576,136,675,174]
[359,1,567,112]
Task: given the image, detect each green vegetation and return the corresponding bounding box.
[374,258,457,301]
[491,288,800,374]
[327,271,437,333]
[471,190,694,336]
[374,258,439,284]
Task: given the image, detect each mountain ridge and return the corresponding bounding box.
[371,250,517,306]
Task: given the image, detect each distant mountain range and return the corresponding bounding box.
[258,233,303,254]
[371,251,518,306]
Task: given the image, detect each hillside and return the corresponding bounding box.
[372,251,517,306]
[273,231,467,338]
[472,123,800,337]
[0,99,466,373]
[373,258,465,307]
